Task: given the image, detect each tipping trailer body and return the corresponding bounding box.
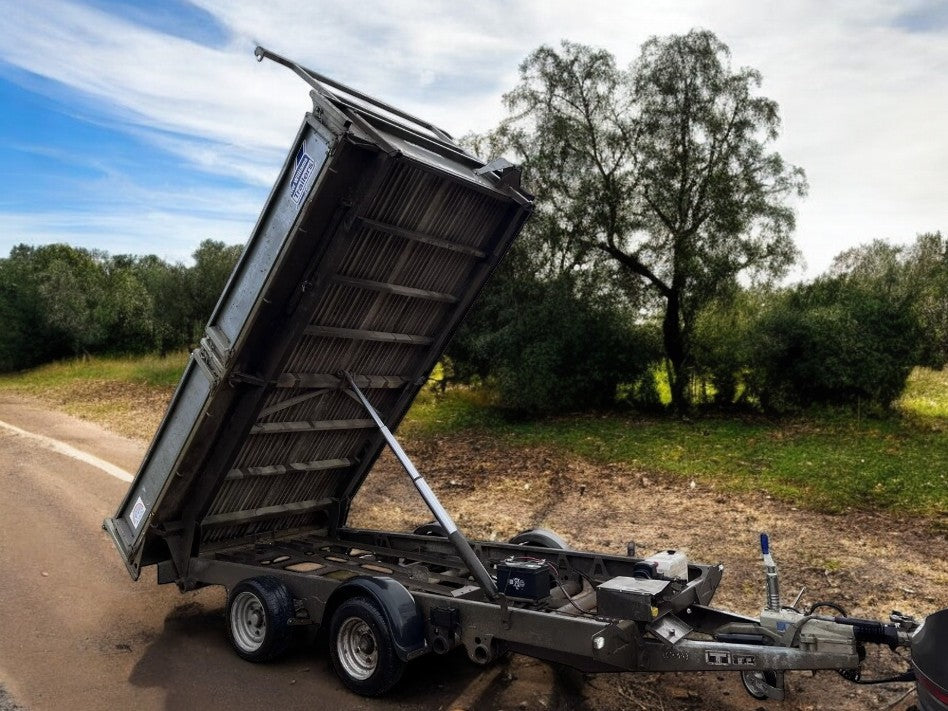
[105,50,532,581]
[105,49,937,704]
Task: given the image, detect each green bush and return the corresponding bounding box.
[451,273,660,413]
[906,233,948,369]
[748,278,920,410]
[691,289,764,406]
[0,241,243,373]
[0,253,67,371]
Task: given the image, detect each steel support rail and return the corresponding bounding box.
[342,371,498,598]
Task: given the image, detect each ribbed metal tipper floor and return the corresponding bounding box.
[201,161,520,546]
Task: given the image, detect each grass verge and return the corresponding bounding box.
[0,354,944,517]
[898,366,948,418]
[0,351,189,391]
[406,369,948,518]
[0,352,187,438]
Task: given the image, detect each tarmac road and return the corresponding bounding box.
[0,397,568,711]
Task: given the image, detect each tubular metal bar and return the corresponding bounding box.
[254,46,458,146]
[342,371,498,599]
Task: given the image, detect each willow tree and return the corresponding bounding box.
[497,31,807,411]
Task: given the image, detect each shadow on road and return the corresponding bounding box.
[127,599,522,710]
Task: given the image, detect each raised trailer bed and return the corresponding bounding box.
[105,47,943,706]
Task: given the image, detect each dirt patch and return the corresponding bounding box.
[349,431,946,710]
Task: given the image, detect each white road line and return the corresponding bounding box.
[0,419,133,482]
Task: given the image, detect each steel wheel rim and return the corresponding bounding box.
[337,617,378,680]
[231,591,267,652]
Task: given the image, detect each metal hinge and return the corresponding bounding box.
[195,325,231,386]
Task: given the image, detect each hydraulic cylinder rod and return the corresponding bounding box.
[343,372,498,599]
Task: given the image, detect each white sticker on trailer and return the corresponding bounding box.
[289,148,316,204]
[130,496,146,530]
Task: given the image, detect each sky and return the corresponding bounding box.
[1,1,946,279]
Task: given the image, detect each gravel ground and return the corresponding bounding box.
[0,685,26,711]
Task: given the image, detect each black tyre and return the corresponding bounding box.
[329,597,406,696]
[413,521,446,537]
[410,522,448,572]
[741,669,779,700]
[509,528,570,550]
[226,576,294,662]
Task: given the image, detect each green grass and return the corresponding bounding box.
[1,353,944,518]
[898,366,948,418]
[0,351,189,392]
[406,369,948,517]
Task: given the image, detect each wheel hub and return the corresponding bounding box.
[231,591,267,652]
[357,632,376,655]
[337,617,379,680]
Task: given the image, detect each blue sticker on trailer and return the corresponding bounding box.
[290,148,316,203]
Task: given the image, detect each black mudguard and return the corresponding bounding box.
[327,576,427,661]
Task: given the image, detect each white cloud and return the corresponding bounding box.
[0,208,251,263]
[1,0,306,173]
[0,168,263,262]
[1,0,946,273]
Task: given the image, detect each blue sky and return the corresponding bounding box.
[1,1,946,275]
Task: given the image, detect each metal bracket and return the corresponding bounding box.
[162,520,197,588]
[499,594,512,630]
[229,371,269,388]
[194,325,231,386]
[194,343,223,386]
[474,158,523,189]
[647,614,693,646]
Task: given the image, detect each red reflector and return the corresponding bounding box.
[918,668,948,704]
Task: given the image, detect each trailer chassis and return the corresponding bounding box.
[174,524,913,701]
[127,374,925,703]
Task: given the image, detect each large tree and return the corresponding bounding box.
[187,239,243,344]
[496,31,807,410]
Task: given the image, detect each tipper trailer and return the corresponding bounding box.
[105,47,946,706]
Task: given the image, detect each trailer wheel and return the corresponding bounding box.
[741,669,779,700]
[227,576,293,662]
[413,521,446,537]
[330,597,406,696]
[509,528,570,550]
[410,522,449,572]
